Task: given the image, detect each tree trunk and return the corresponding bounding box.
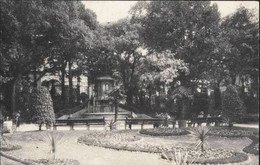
[231,74,236,85]
[181,99,188,119]
[214,83,221,111]
[68,60,73,107]
[61,67,66,108]
[126,90,133,105]
[11,75,21,118]
[33,67,38,87]
[77,74,81,104]
[114,101,118,122]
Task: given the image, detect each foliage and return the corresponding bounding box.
[30,86,55,128]
[243,135,259,155]
[140,128,189,136]
[169,86,193,119]
[221,7,259,84]
[105,119,118,131]
[140,50,189,84]
[208,126,259,137]
[197,152,248,164]
[162,149,194,165]
[192,91,209,116]
[105,18,144,105]
[222,84,246,124]
[0,135,22,151]
[136,1,221,86]
[37,131,65,161]
[187,126,210,152]
[0,0,98,115]
[16,78,33,122]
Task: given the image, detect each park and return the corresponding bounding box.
[0,1,259,165]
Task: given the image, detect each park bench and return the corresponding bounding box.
[54,117,106,130]
[125,117,174,130]
[188,116,224,127]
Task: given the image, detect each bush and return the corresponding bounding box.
[187,126,210,152]
[222,85,245,124]
[139,128,189,136]
[30,86,55,130]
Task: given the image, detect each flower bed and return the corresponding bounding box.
[139,128,189,136]
[243,135,259,155]
[33,159,80,165]
[163,148,249,164]
[78,130,175,153]
[208,126,259,137]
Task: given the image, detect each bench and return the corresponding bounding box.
[189,117,224,127]
[54,117,106,130]
[125,117,174,130]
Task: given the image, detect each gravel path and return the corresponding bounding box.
[1,125,259,165]
[2,131,170,165]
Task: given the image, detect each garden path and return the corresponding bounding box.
[2,124,259,165]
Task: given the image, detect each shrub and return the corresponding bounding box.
[222,84,246,125]
[105,119,118,135]
[30,86,55,130]
[187,126,210,152]
[162,149,194,165]
[37,131,65,160]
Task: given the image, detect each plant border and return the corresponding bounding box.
[139,128,190,136]
[243,135,259,155]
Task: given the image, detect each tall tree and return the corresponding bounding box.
[0,0,52,116]
[136,1,221,88]
[105,19,144,105]
[221,7,259,98]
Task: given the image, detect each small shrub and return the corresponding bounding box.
[162,149,194,165]
[30,86,55,130]
[187,126,210,152]
[222,84,246,125]
[37,131,65,161]
[105,119,118,131]
[0,135,22,151]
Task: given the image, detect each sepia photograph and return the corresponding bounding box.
[0,1,259,165]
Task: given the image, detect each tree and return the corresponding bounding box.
[221,7,259,98]
[43,1,98,108]
[135,1,221,88]
[0,0,53,116]
[106,72,126,122]
[139,50,189,110]
[30,86,55,130]
[222,84,246,126]
[105,18,144,105]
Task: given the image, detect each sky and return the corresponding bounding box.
[82,1,259,24]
